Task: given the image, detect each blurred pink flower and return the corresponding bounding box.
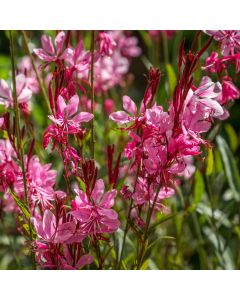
[0,74,32,110]
[97,32,117,56]
[33,31,69,63]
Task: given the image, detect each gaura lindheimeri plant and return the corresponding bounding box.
[0,30,239,270]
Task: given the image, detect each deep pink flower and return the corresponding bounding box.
[14,155,57,208]
[132,177,174,209]
[104,98,115,115]
[48,94,93,134]
[221,77,240,104]
[32,209,80,243]
[71,179,120,235]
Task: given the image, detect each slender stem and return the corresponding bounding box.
[10,31,36,269]
[117,165,140,269]
[21,30,50,113]
[136,184,161,269]
[90,30,95,159]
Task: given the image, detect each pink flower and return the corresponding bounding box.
[182,77,224,135]
[33,31,68,63]
[64,41,92,73]
[111,31,141,57]
[0,74,32,110]
[48,94,93,134]
[204,30,240,56]
[15,155,57,208]
[32,209,80,243]
[71,179,120,235]
[97,32,117,56]
[221,77,240,104]
[109,95,137,124]
[104,98,115,115]
[132,177,174,209]
[18,56,39,94]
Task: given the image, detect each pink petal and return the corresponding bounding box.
[0,118,4,128]
[18,88,32,103]
[0,79,10,99]
[41,35,54,55]
[33,48,54,62]
[71,208,92,222]
[74,189,89,205]
[123,95,137,115]
[16,74,26,95]
[76,255,93,269]
[59,47,73,61]
[99,208,118,219]
[91,179,104,203]
[100,190,117,208]
[43,210,56,239]
[199,98,224,117]
[72,112,93,123]
[109,111,130,124]
[55,31,65,55]
[57,95,67,114]
[55,222,76,243]
[31,217,45,239]
[65,94,79,117]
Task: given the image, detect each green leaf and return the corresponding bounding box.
[216,135,240,202]
[224,123,238,152]
[206,147,214,176]
[188,169,205,213]
[138,30,153,49]
[9,190,30,220]
[166,63,177,95]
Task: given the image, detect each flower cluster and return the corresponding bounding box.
[0,30,239,270]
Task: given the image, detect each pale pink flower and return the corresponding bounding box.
[109,95,137,124]
[97,32,117,56]
[71,179,120,235]
[182,77,224,135]
[0,74,32,109]
[18,56,39,94]
[33,31,69,63]
[204,30,240,56]
[64,41,92,73]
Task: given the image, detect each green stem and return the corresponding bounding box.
[10,31,36,269]
[117,165,140,269]
[21,30,50,113]
[90,30,95,159]
[136,184,161,269]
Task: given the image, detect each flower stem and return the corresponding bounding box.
[117,165,140,269]
[90,30,95,159]
[9,31,36,269]
[21,30,50,113]
[136,184,161,269]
